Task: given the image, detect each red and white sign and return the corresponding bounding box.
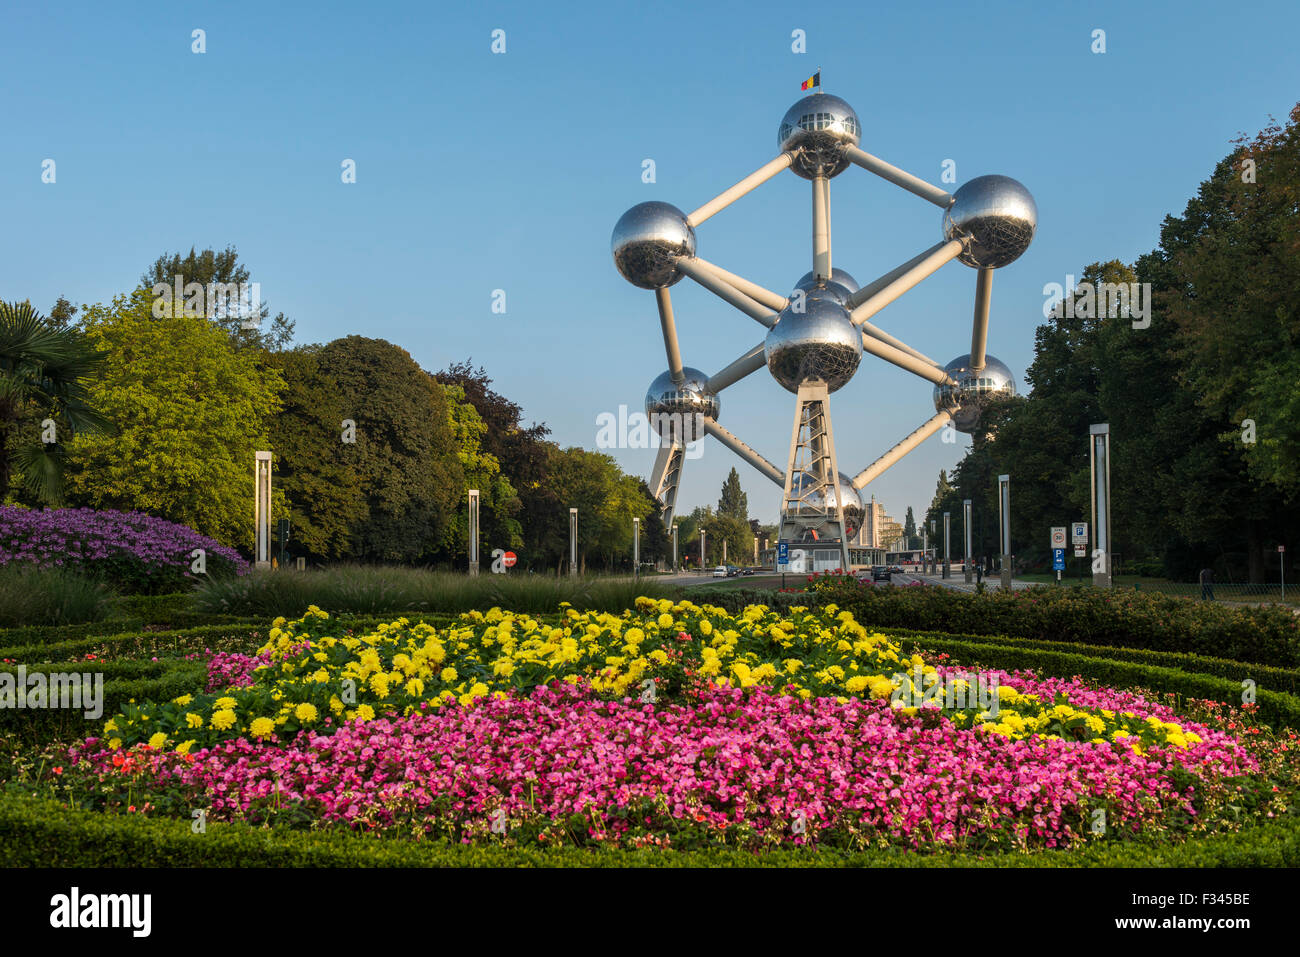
[502,551,517,567]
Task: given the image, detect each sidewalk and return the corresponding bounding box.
[912,573,1037,592]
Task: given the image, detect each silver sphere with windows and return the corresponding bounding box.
[785,471,865,540]
[765,296,862,393]
[942,175,1037,269]
[933,354,1017,433]
[793,268,858,305]
[645,367,719,441]
[778,94,861,179]
[611,201,697,288]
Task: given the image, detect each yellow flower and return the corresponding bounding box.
[356,704,375,721]
[441,667,458,683]
[108,737,122,750]
[656,613,674,629]
[148,732,167,749]
[211,709,236,731]
[294,703,318,723]
[214,696,238,710]
[103,719,118,733]
[185,712,204,729]
[176,740,196,755]
[172,695,193,707]
[250,717,275,738]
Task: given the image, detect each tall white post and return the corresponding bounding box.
[569,507,578,577]
[254,451,272,569]
[1090,424,1112,588]
[998,474,1012,589]
[943,511,951,579]
[963,498,973,583]
[672,522,679,572]
[633,517,640,578]
[467,488,480,576]
[700,528,706,571]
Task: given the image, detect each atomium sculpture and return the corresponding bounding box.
[612,89,1035,572]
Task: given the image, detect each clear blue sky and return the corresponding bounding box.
[4,0,1298,533]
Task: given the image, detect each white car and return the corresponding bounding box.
[713,565,728,577]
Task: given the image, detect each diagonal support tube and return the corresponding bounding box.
[675,257,778,328]
[862,333,955,386]
[703,418,785,487]
[861,321,943,369]
[849,239,965,327]
[706,342,766,393]
[655,287,685,385]
[687,257,789,312]
[850,411,953,490]
[970,267,993,371]
[687,153,795,226]
[844,145,953,208]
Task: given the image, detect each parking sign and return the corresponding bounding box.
[1072,522,1088,545]
[1053,548,1066,571]
[777,542,789,566]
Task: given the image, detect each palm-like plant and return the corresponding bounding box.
[0,300,113,504]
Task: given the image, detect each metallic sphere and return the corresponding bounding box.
[778,94,861,180]
[785,472,865,540]
[795,268,859,295]
[942,175,1037,269]
[932,353,1017,433]
[765,296,862,393]
[645,367,719,441]
[611,201,697,289]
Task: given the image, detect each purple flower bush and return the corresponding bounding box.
[0,507,247,594]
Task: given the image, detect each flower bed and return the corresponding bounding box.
[52,599,1291,853]
[0,507,246,594]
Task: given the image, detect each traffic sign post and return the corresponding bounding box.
[777,541,789,588]
[1280,544,1286,601]
[1050,528,1066,584]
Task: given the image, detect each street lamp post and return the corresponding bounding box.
[963,498,973,583]
[998,474,1012,589]
[1090,424,1112,588]
[467,489,480,576]
[633,517,640,579]
[942,511,951,579]
[569,508,578,577]
[254,451,272,570]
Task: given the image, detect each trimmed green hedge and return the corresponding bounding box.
[880,625,1300,696]
[822,581,1300,667]
[0,617,143,651]
[0,662,205,740]
[0,794,1295,867]
[892,633,1300,729]
[0,622,269,665]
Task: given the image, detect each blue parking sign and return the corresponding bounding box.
[777,542,789,565]
[1052,548,1065,570]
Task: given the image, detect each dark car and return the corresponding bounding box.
[726,565,740,577]
[741,567,754,576]
[871,565,892,582]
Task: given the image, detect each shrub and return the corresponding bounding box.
[193,565,679,617]
[0,565,115,628]
[0,507,246,594]
[2,786,1298,868]
[808,577,1300,667]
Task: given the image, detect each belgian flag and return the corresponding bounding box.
[800,71,820,91]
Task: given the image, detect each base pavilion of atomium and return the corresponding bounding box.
[611,88,1036,573]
